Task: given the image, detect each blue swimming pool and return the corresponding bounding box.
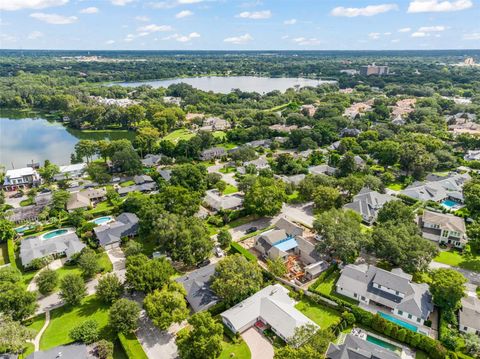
[42,229,68,240]
[91,216,114,225]
[366,335,402,353]
[378,312,418,332]
[15,225,33,233]
[442,199,461,209]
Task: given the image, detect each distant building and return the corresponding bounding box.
[269,124,298,133]
[199,117,230,131]
[300,104,316,117]
[459,296,480,335]
[419,210,468,248]
[94,213,139,249]
[141,154,166,167]
[53,163,87,181]
[343,188,397,225]
[400,173,470,203]
[163,96,181,105]
[66,187,107,212]
[360,64,389,76]
[200,147,226,161]
[3,167,41,191]
[275,174,306,186]
[237,157,270,174]
[308,165,336,176]
[245,139,272,148]
[204,189,243,212]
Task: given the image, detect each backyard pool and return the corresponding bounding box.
[366,335,402,353]
[378,312,418,332]
[15,225,33,233]
[441,199,462,210]
[90,216,114,226]
[41,229,68,240]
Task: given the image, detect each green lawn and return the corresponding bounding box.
[163,129,195,143]
[312,269,359,305]
[223,184,238,195]
[0,241,8,265]
[416,351,430,359]
[119,180,135,187]
[19,343,35,359]
[434,248,480,272]
[295,299,341,329]
[386,183,405,191]
[118,332,148,359]
[20,198,34,207]
[218,336,251,359]
[213,131,227,140]
[86,201,114,215]
[218,142,238,150]
[219,166,236,174]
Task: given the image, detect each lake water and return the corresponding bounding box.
[113,76,336,93]
[0,113,135,169]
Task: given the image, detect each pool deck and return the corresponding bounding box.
[39,227,76,240]
[348,328,415,359]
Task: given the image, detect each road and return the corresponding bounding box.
[429,261,480,285]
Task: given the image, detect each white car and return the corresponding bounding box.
[214,246,224,258]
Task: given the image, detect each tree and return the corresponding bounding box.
[312,186,341,212]
[86,162,112,184]
[274,345,320,359]
[176,312,223,359]
[95,340,114,359]
[337,152,356,177]
[36,269,58,295]
[0,218,16,243]
[314,208,365,264]
[464,332,480,357]
[78,248,100,279]
[157,185,202,216]
[466,221,480,254]
[266,257,287,277]
[370,140,400,166]
[125,255,174,293]
[75,140,97,163]
[95,274,124,304]
[144,283,189,330]
[464,180,480,214]
[377,200,414,225]
[430,268,467,311]
[0,282,37,321]
[123,240,143,257]
[111,147,142,175]
[170,164,207,193]
[244,177,286,217]
[0,314,34,354]
[59,273,86,306]
[51,190,70,212]
[38,161,59,183]
[212,254,263,304]
[69,319,100,344]
[217,229,232,249]
[0,266,22,283]
[109,299,140,334]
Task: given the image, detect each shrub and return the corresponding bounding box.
[229,242,256,262]
[36,269,58,295]
[95,340,114,359]
[341,311,356,326]
[69,320,100,344]
[30,255,53,270]
[95,274,124,304]
[7,238,17,269]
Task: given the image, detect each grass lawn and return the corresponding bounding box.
[434,248,480,272]
[287,191,300,203]
[118,332,148,359]
[219,142,238,150]
[119,180,135,187]
[86,201,114,215]
[25,313,46,336]
[0,241,8,265]
[218,336,251,359]
[219,166,236,174]
[295,299,341,329]
[386,183,405,191]
[97,251,114,273]
[20,198,34,207]
[40,296,111,350]
[163,129,195,143]
[264,102,291,112]
[19,343,35,359]
[223,184,238,195]
[312,269,359,305]
[213,131,227,140]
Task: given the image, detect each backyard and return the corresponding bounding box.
[218,336,251,359]
[434,247,480,272]
[223,184,238,195]
[294,299,341,329]
[163,129,195,143]
[310,268,359,305]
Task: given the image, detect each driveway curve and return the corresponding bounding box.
[241,328,274,359]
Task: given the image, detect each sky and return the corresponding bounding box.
[0,0,479,50]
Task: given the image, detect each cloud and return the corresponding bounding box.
[407,0,472,13]
[292,37,321,45]
[236,10,271,19]
[398,27,412,32]
[30,12,78,24]
[369,32,381,39]
[0,0,68,11]
[283,18,297,25]
[105,40,116,44]
[149,0,203,8]
[463,32,480,40]
[391,39,400,43]
[331,3,398,17]
[79,7,98,14]
[0,33,16,42]
[111,0,134,6]
[135,16,150,22]
[137,24,173,33]
[124,34,135,42]
[176,10,193,18]
[164,32,200,42]
[224,33,253,44]
[411,31,427,37]
[27,30,43,39]
[411,25,446,37]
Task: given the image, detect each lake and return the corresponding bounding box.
[113,76,336,94]
[0,113,135,169]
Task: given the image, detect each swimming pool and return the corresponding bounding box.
[91,216,114,226]
[441,199,462,209]
[41,229,68,240]
[15,225,33,233]
[366,335,402,353]
[378,312,418,332]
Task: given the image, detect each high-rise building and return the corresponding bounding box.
[359,64,389,76]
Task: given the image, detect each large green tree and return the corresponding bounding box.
[125,254,174,293]
[109,299,140,334]
[59,273,86,306]
[95,274,124,304]
[0,314,34,354]
[430,268,467,311]
[0,282,37,321]
[144,283,189,330]
[243,176,286,217]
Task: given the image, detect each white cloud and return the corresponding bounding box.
[292,37,321,46]
[30,12,78,24]
[164,32,200,42]
[0,0,67,11]
[111,0,134,6]
[79,7,98,14]
[149,0,203,8]
[27,30,43,39]
[137,24,173,33]
[124,34,135,42]
[418,25,446,32]
[463,32,480,40]
[411,31,427,37]
[369,32,381,39]
[283,18,297,25]
[331,4,398,17]
[398,27,411,32]
[176,10,193,18]
[408,0,472,13]
[391,39,400,43]
[236,10,271,19]
[384,32,392,35]
[135,16,150,22]
[224,33,253,44]
[105,40,116,44]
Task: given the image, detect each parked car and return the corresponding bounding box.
[245,226,258,234]
[214,246,224,258]
[197,259,211,268]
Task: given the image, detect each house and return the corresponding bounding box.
[359,64,389,76]
[175,263,219,312]
[459,296,480,335]
[343,100,374,119]
[400,173,470,203]
[204,189,243,212]
[200,147,226,161]
[269,124,298,133]
[117,182,157,196]
[3,167,41,191]
[66,187,107,212]
[157,168,172,182]
[35,192,53,206]
[26,343,93,359]
[163,96,181,105]
[20,230,85,268]
[6,205,44,224]
[354,155,366,168]
[336,264,433,333]
[134,175,154,185]
[308,165,336,176]
[326,334,400,359]
[419,210,468,248]
[340,128,361,138]
[304,261,329,281]
[237,157,270,174]
[300,104,316,117]
[343,188,397,225]
[464,150,480,161]
[199,117,230,131]
[141,154,165,167]
[276,174,306,186]
[53,163,87,181]
[94,213,139,249]
[220,284,318,343]
[245,139,272,148]
[391,115,406,126]
[391,98,416,118]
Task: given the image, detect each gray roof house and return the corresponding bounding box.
[175,263,219,312]
[419,210,468,248]
[221,284,318,343]
[134,175,154,184]
[276,174,306,186]
[141,154,165,167]
[200,147,226,161]
[336,264,433,333]
[204,189,243,212]
[157,168,172,182]
[459,296,480,335]
[20,230,85,268]
[117,176,157,196]
[308,164,336,176]
[326,334,400,359]
[237,157,270,175]
[94,213,139,249]
[343,188,397,225]
[400,173,470,203]
[26,344,93,359]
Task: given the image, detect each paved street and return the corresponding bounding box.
[281,202,314,228]
[429,261,480,285]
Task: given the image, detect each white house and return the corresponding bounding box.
[459,296,480,335]
[3,167,41,191]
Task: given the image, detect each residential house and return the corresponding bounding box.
[391,98,416,119]
[237,157,270,174]
[336,264,433,334]
[447,113,480,136]
[340,128,361,138]
[300,104,316,117]
[94,213,139,249]
[186,113,205,122]
[200,147,226,161]
[343,100,374,119]
[163,96,181,106]
[199,117,230,131]
[20,230,85,268]
[6,205,44,224]
[400,173,470,203]
[3,167,41,191]
[304,261,329,281]
[117,180,157,196]
[459,296,480,335]
[391,115,406,126]
[26,344,93,359]
[354,155,366,168]
[220,284,318,343]
[175,263,219,312]
[276,174,306,186]
[157,168,172,182]
[35,192,52,207]
[204,189,243,212]
[53,163,87,181]
[464,150,480,161]
[419,210,468,248]
[141,154,165,167]
[66,187,107,212]
[245,139,272,148]
[269,124,298,133]
[343,188,397,225]
[326,334,400,359]
[308,164,336,176]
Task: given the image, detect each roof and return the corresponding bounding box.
[422,210,466,234]
[134,175,153,184]
[459,296,480,330]
[275,217,304,237]
[117,182,157,195]
[305,261,329,276]
[157,169,172,181]
[273,237,298,252]
[58,163,86,174]
[337,264,433,320]
[204,190,243,211]
[26,344,93,359]
[344,188,397,224]
[221,284,318,341]
[400,173,470,202]
[67,192,90,211]
[5,167,36,178]
[308,165,336,176]
[175,263,219,312]
[94,213,139,247]
[326,334,400,359]
[141,154,164,167]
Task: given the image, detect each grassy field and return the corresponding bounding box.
[25,313,46,335]
[295,299,341,329]
[386,183,405,191]
[223,184,238,195]
[163,129,195,143]
[86,201,114,215]
[434,248,480,272]
[312,269,359,305]
[118,332,148,359]
[213,131,227,140]
[20,199,34,207]
[0,241,8,265]
[218,336,251,359]
[119,180,135,187]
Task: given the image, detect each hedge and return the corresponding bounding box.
[7,238,17,269]
[118,332,148,359]
[229,242,256,262]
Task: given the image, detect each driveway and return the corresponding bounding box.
[429,261,480,285]
[281,202,314,228]
[241,328,274,359]
[229,217,274,241]
[106,247,126,282]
